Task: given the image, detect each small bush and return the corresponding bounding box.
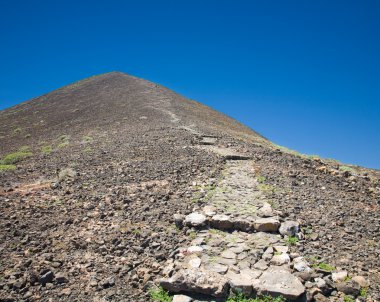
[339,166,355,173]
[13,127,22,134]
[343,296,355,302]
[359,287,367,298]
[149,286,172,302]
[1,151,33,164]
[313,262,335,272]
[257,176,266,183]
[0,164,16,171]
[285,236,299,246]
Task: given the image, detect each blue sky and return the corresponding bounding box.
[0,1,379,169]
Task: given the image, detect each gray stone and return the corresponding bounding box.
[55,272,69,284]
[185,213,207,227]
[39,271,54,285]
[226,272,253,296]
[335,281,360,296]
[270,253,290,266]
[233,218,254,232]
[172,294,193,302]
[293,257,312,272]
[210,214,233,230]
[174,214,185,228]
[273,246,288,253]
[352,276,370,288]
[160,269,229,298]
[257,203,273,217]
[203,205,217,216]
[188,257,202,268]
[253,266,305,300]
[205,262,229,274]
[253,259,268,271]
[279,221,300,237]
[254,218,280,232]
[221,249,237,259]
[332,271,347,283]
[240,268,262,279]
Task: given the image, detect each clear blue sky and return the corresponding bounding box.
[1,1,379,169]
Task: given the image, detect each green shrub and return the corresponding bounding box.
[343,296,355,302]
[339,166,355,173]
[149,286,172,302]
[257,176,266,183]
[313,262,335,272]
[285,236,299,246]
[1,151,33,164]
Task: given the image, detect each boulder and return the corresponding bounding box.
[203,206,217,217]
[279,221,300,237]
[270,253,290,266]
[293,257,312,272]
[332,271,348,283]
[335,281,360,296]
[210,214,233,230]
[253,266,305,300]
[184,213,206,227]
[254,218,280,232]
[226,272,253,296]
[160,269,229,298]
[352,276,370,288]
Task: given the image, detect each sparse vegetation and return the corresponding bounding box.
[0,164,17,171]
[359,287,367,298]
[82,135,94,143]
[1,150,33,164]
[285,236,299,246]
[13,127,22,134]
[58,134,70,148]
[313,262,335,272]
[339,165,356,173]
[149,286,172,302]
[188,231,197,240]
[257,175,266,183]
[41,145,53,155]
[258,183,277,194]
[343,296,355,302]
[227,293,285,302]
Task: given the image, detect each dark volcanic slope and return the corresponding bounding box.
[0,72,266,155]
[0,72,379,302]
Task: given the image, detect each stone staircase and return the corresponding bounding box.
[157,138,310,301]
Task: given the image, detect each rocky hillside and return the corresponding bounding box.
[0,72,379,302]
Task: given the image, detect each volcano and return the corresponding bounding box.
[0,72,378,301]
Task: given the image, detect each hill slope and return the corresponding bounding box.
[0,72,379,302]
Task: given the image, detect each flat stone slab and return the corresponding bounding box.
[185,213,207,227]
[160,269,229,298]
[253,266,306,300]
[254,218,280,232]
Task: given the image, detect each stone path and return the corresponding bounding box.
[158,137,310,301]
